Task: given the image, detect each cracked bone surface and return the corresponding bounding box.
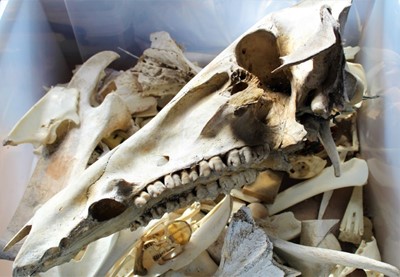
[3,0,372,275]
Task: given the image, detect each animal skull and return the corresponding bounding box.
[8,0,353,275]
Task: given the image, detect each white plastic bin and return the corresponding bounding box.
[0,0,399,275]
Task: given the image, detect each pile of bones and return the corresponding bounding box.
[2,1,400,276]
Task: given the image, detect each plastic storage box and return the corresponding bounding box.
[0,0,399,275]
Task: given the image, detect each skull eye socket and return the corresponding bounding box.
[89,198,127,222]
[235,29,291,93]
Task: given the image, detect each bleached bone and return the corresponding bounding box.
[288,155,327,179]
[272,237,400,277]
[1,31,199,261]
[257,212,301,241]
[338,185,364,244]
[131,31,201,98]
[97,31,201,116]
[247,202,269,219]
[241,169,283,203]
[267,158,368,216]
[6,1,354,275]
[300,219,339,247]
[3,86,80,148]
[2,51,134,258]
[330,237,384,277]
[162,251,218,277]
[214,207,300,277]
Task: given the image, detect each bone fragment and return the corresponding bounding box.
[205,227,227,267]
[271,237,400,277]
[130,31,201,98]
[288,155,327,179]
[3,87,79,148]
[257,212,301,241]
[230,188,260,203]
[318,120,342,177]
[214,207,297,277]
[231,198,246,215]
[362,217,374,242]
[300,219,339,247]
[163,251,218,277]
[97,69,158,116]
[247,202,269,219]
[2,51,133,257]
[330,237,385,277]
[241,170,283,203]
[343,46,361,60]
[338,186,364,244]
[346,61,368,107]
[267,158,368,215]
[98,32,200,102]
[319,233,342,251]
[318,190,334,219]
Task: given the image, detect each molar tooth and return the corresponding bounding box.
[181,170,190,185]
[140,191,151,201]
[172,173,182,187]
[206,182,219,199]
[209,156,226,173]
[150,206,165,219]
[150,208,159,218]
[227,149,240,168]
[164,175,175,189]
[190,167,199,182]
[147,181,166,197]
[179,195,187,206]
[186,192,195,203]
[134,196,147,208]
[243,169,258,184]
[199,160,211,177]
[156,205,166,216]
[253,145,268,163]
[239,146,253,165]
[195,185,208,199]
[227,170,257,190]
[166,201,179,211]
[219,176,235,192]
[231,173,246,189]
[146,185,157,197]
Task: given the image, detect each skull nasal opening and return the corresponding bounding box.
[235,30,291,94]
[89,198,127,222]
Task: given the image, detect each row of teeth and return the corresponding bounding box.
[132,145,267,207]
[129,145,267,230]
[130,169,258,230]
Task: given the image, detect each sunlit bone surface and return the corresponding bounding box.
[10,0,352,275]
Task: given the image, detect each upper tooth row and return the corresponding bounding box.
[132,145,267,208]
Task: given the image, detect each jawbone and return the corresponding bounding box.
[9,0,352,275]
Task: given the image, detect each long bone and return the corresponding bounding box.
[8,0,352,275]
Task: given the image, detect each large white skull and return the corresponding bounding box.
[6,0,353,275]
